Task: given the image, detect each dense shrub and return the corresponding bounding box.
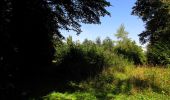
[114,24,146,65]
[53,37,113,81]
[114,40,146,65]
[147,42,170,66]
[102,37,114,51]
[43,92,96,100]
[52,35,142,81]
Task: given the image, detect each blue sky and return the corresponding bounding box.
[61,0,145,46]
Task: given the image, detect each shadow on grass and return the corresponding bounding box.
[111,77,165,95]
[13,63,104,100]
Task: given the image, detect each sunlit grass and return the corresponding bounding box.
[114,91,170,100]
[42,66,170,100]
[128,66,170,95]
[43,92,97,100]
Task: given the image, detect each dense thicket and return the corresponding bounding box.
[53,27,145,81]
[114,25,146,65]
[0,0,110,99]
[132,0,170,66]
[54,37,113,81]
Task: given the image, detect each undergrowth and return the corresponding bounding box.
[41,66,170,100]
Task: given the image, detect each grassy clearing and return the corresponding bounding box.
[114,92,170,100]
[42,66,170,100]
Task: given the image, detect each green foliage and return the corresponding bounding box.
[95,37,102,46]
[43,92,96,100]
[114,25,146,65]
[147,42,170,66]
[132,0,170,66]
[115,24,129,41]
[114,92,170,100]
[83,39,96,47]
[114,40,146,65]
[48,29,170,100]
[44,91,170,100]
[0,0,111,99]
[43,65,170,100]
[132,0,170,44]
[102,37,114,51]
[54,37,114,80]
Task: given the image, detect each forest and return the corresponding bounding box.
[0,0,170,100]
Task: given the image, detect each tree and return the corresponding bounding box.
[146,41,170,65]
[96,37,102,46]
[132,0,170,65]
[114,25,146,65]
[115,24,129,41]
[132,0,170,44]
[83,39,95,46]
[102,37,114,51]
[0,0,110,99]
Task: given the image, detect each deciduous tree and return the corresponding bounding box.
[0,0,110,99]
[132,0,170,65]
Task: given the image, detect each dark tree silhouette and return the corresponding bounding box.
[132,0,170,65]
[132,0,170,44]
[0,0,110,99]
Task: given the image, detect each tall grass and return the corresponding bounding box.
[42,66,170,100]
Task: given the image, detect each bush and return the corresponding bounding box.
[43,92,97,100]
[53,37,113,81]
[147,42,170,66]
[114,40,146,65]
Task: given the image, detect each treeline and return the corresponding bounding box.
[52,25,146,81]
